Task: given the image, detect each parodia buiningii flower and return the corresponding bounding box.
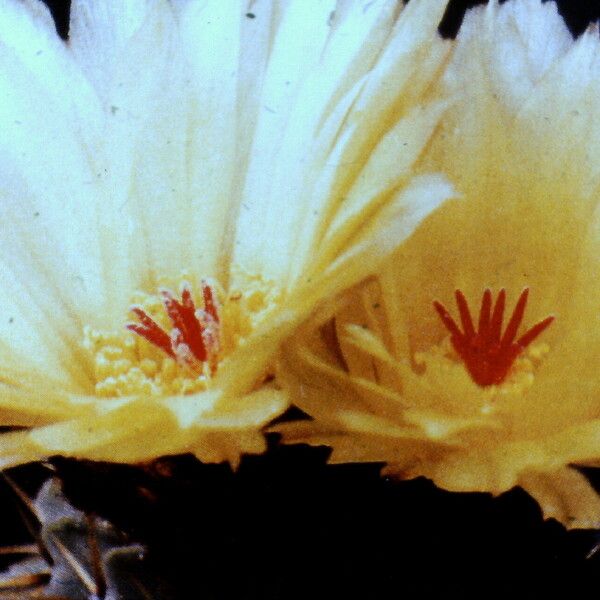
[0,0,454,466]
[278,0,600,528]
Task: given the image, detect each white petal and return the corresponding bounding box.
[515,28,600,193]
[318,100,449,267]
[0,0,100,129]
[177,0,244,280]
[452,0,572,114]
[0,261,89,387]
[83,3,194,294]
[0,1,123,327]
[0,57,113,324]
[232,0,338,281]
[69,0,168,101]
[234,0,450,288]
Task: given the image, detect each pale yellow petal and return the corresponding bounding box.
[0,386,286,467]
[519,468,600,529]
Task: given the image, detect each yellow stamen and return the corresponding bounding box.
[82,273,279,397]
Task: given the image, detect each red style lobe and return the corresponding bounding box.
[433,288,554,386]
[126,281,221,373]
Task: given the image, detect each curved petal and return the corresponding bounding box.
[233,0,451,288]
[519,467,600,529]
[0,386,287,468]
[69,0,168,101]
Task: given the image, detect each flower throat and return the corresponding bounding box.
[83,276,276,398]
[127,281,220,376]
[433,288,554,386]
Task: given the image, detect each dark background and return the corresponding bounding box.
[0,0,596,598]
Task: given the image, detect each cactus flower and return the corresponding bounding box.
[278,0,600,528]
[0,0,453,467]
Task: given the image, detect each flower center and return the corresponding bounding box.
[83,276,276,398]
[127,281,221,376]
[432,288,554,387]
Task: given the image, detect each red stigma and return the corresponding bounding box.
[127,281,220,374]
[433,288,554,387]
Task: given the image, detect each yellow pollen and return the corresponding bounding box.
[82,274,278,398]
[414,337,550,401]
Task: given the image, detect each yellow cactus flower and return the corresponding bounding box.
[0,0,454,467]
[278,0,600,528]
